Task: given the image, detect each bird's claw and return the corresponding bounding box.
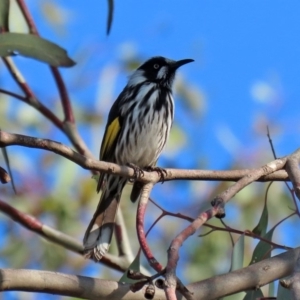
[127,163,144,183]
[145,166,167,183]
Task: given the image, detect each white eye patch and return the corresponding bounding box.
[157,66,167,79]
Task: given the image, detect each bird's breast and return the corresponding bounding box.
[116,87,174,167]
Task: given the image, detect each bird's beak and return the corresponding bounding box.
[172,58,194,70]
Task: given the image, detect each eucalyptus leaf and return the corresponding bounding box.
[119,252,141,283]
[252,195,268,237]
[0,32,75,67]
[230,234,245,271]
[249,228,275,265]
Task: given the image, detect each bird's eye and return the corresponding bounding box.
[153,64,160,69]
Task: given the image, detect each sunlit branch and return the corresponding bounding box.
[1,247,299,299]
[0,130,290,184]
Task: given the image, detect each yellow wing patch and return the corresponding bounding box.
[100,117,120,160]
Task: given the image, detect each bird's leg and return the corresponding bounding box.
[145,166,167,183]
[127,163,145,183]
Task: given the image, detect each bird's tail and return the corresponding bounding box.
[130,181,143,202]
[83,176,126,261]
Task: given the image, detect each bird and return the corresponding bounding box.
[83,56,194,261]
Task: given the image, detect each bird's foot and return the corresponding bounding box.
[145,166,167,183]
[127,163,145,183]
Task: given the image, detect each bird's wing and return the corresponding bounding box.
[97,89,126,192]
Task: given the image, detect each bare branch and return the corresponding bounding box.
[1,247,299,299]
[136,183,164,271]
[1,58,63,130]
[212,158,287,216]
[16,0,75,123]
[165,203,220,299]
[0,268,166,299]
[0,130,290,183]
[285,148,300,201]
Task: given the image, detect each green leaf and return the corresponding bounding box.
[119,252,141,283]
[243,288,264,300]
[249,227,275,265]
[0,0,9,31]
[106,0,114,35]
[230,234,245,271]
[0,32,75,67]
[252,198,268,237]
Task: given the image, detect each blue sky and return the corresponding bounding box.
[22,0,300,167]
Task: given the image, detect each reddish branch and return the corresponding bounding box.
[0,0,93,158]
[165,205,221,299]
[0,197,126,272]
[16,0,75,123]
[212,158,287,213]
[164,158,287,297]
[136,183,164,272]
[150,199,292,251]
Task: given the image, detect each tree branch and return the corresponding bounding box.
[0,247,299,299]
[136,183,164,272]
[285,148,300,201]
[0,130,290,183]
[0,197,128,272]
[212,158,287,217]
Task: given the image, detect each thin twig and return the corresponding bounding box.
[267,126,277,159]
[16,0,75,123]
[1,58,63,129]
[212,158,287,212]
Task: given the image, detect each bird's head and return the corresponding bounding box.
[128,56,194,89]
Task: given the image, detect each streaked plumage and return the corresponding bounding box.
[83,56,194,260]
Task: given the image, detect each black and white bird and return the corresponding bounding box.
[83,56,194,260]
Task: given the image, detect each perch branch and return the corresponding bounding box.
[0,130,290,183]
